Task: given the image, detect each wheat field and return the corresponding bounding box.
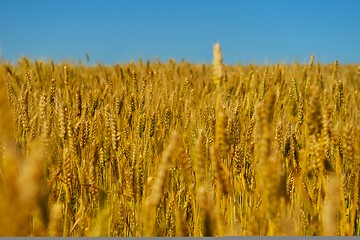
[0,46,359,236]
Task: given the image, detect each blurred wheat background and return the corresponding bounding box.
[0,44,359,236]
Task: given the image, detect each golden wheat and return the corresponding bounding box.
[0,53,359,236]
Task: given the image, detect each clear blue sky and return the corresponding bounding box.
[0,0,359,65]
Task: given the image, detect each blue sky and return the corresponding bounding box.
[0,0,359,65]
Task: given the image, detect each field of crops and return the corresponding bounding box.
[0,45,359,236]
